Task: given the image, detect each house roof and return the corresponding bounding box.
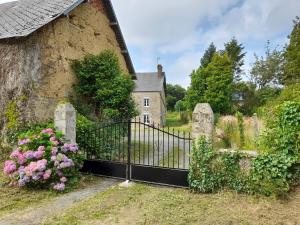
[0,0,135,75]
[134,72,165,92]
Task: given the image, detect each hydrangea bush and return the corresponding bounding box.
[3,128,83,191]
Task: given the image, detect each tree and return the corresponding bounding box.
[250,41,284,89]
[224,37,246,81]
[284,16,300,84]
[71,50,137,121]
[203,53,234,113]
[166,84,186,111]
[175,100,187,112]
[186,69,206,111]
[200,42,217,68]
[186,53,233,113]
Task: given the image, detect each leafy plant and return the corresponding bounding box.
[188,137,247,193]
[250,101,300,196]
[71,50,137,121]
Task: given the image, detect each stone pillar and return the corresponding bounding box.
[54,103,76,143]
[192,103,214,141]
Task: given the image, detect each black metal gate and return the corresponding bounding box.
[77,119,193,187]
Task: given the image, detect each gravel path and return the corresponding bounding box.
[0,178,119,225]
[131,130,192,169]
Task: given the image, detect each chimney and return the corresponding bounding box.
[157,64,163,78]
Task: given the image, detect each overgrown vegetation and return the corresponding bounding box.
[189,101,300,197]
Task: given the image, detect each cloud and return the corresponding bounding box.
[111,0,300,88]
[1,0,299,88]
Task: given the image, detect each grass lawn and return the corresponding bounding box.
[165,111,192,133]
[43,183,300,225]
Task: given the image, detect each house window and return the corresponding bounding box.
[144,98,149,107]
[143,113,150,124]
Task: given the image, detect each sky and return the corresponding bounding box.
[1,0,300,88]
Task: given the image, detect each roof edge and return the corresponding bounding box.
[102,0,136,78]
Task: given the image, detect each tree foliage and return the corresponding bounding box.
[250,41,284,89]
[200,42,217,68]
[224,37,246,81]
[187,53,233,114]
[166,84,186,111]
[71,50,137,121]
[284,16,300,84]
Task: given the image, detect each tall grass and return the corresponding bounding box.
[214,115,262,151]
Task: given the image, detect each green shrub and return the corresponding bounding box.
[250,101,300,196]
[188,137,247,193]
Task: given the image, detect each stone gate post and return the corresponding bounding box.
[54,102,76,143]
[192,103,214,141]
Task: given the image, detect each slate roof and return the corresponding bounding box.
[0,0,135,75]
[134,72,165,92]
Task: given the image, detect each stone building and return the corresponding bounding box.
[0,0,135,133]
[133,65,166,126]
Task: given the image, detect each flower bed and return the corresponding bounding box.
[3,128,83,191]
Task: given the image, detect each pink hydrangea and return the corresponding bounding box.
[43,169,52,180]
[37,146,45,152]
[60,177,67,183]
[17,154,26,165]
[24,162,37,176]
[10,148,21,159]
[24,151,34,159]
[51,147,58,156]
[3,160,17,174]
[53,182,65,191]
[18,138,30,145]
[63,143,78,153]
[36,159,47,171]
[33,150,44,159]
[41,128,54,135]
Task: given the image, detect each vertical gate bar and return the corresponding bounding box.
[153,123,155,166]
[172,128,175,168]
[127,119,131,181]
[93,126,96,159]
[118,123,121,161]
[99,125,105,159]
[148,124,150,165]
[157,124,160,166]
[143,121,145,165]
[139,118,141,164]
[134,118,136,164]
[183,132,186,169]
[110,124,113,160]
[177,131,180,169]
[162,126,165,167]
[114,123,117,161]
[123,122,125,162]
[97,127,100,159]
[189,132,191,165]
[168,126,170,168]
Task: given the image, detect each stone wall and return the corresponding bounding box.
[133,92,166,125]
[0,1,130,134]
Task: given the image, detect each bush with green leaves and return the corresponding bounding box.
[249,101,300,196]
[188,137,247,193]
[71,50,137,121]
